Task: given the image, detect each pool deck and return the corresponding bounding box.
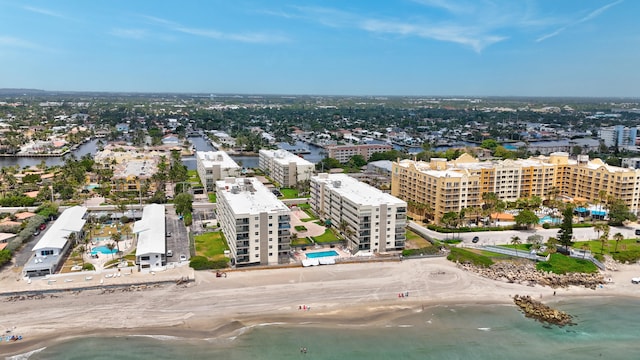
[291,246,351,262]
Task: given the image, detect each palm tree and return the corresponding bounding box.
[510,236,522,256]
[106,242,116,259]
[66,232,78,247]
[580,243,590,259]
[111,232,122,254]
[613,232,624,253]
[546,237,558,254]
[593,222,606,241]
[599,225,610,255]
[77,245,86,266]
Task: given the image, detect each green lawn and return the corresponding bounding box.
[187,170,203,186]
[297,203,311,210]
[573,238,640,263]
[195,232,229,260]
[405,230,431,248]
[536,253,598,274]
[292,237,312,246]
[447,247,494,267]
[280,188,299,199]
[313,229,340,243]
[208,193,217,203]
[294,225,307,232]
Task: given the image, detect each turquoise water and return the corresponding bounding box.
[90,245,117,255]
[20,298,640,360]
[539,215,561,224]
[306,250,338,259]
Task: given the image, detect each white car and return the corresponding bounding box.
[632,277,640,284]
[167,250,173,257]
[179,254,187,262]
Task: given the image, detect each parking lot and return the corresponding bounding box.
[165,212,190,263]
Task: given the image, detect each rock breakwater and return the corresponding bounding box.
[459,261,604,289]
[513,294,574,326]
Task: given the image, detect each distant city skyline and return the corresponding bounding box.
[1,0,637,97]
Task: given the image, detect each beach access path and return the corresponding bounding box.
[2,257,640,356]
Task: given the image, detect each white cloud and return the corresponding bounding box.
[23,5,67,20]
[109,28,148,40]
[0,35,43,50]
[536,0,623,42]
[139,14,289,44]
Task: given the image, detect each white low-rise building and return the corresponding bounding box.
[311,173,407,254]
[134,204,166,271]
[216,177,291,267]
[258,149,314,188]
[23,206,87,277]
[196,151,242,192]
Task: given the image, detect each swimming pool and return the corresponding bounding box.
[539,215,561,224]
[91,245,118,255]
[306,250,339,259]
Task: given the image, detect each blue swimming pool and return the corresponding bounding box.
[306,250,339,259]
[539,215,561,224]
[91,245,118,255]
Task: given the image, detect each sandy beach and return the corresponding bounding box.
[1,257,640,357]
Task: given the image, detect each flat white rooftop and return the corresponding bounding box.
[313,173,406,207]
[216,177,289,215]
[260,149,313,166]
[197,151,241,169]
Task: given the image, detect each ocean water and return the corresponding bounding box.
[12,297,640,360]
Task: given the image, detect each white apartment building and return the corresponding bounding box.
[134,204,166,272]
[310,173,407,254]
[258,149,314,187]
[216,177,291,267]
[196,151,242,192]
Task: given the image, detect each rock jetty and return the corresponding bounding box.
[459,261,604,289]
[513,294,574,326]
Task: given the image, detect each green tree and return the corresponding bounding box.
[174,192,194,216]
[546,237,558,254]
[607,199,637,226]
[441,211,458,231]
[557,206,574,252]
[514,209,539,229]
[612,232,624,253]
[480,139,498,150]
[348,154,367,168]
[111,232,122,253]
[510,235,522,256]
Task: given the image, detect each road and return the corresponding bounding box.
[410,221,640,246]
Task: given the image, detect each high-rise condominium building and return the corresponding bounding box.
[196,151,241,192]
[310,173,407,254]
[215,177,291,267]
[258,149,314,187]
[392,153,640,224]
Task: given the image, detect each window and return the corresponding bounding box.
[255,247,259,250]
[141,256,150,261]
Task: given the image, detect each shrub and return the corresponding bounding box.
[447,247,494,268]
[184,212,193,226]
[82,263,95,271]
[0,249,12,267]
[542,223,551,229]
[402,246,440,256]
[612,250,640,263]
[189,256,228,270]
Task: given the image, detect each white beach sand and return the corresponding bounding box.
[1,257,639,356]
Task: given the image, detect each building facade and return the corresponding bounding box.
[599,125,638,150]
[310,173,407,254]
[134,204,166,272]
[258,149,314,187]
[195,151,241,192]
[392,153,640,224]
[325,144,393,163]
[216,177,291,267]
[23,206,87,277]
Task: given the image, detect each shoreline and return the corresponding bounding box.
[2,257,639,357]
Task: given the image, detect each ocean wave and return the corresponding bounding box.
[129,334,183,341]
[477,327,491,331]
[5,347,46,360]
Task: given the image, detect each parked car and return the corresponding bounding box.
[635,229,640,236]
[39,223,47,231]
[33,230,40,236]
[166,232,172,237]
[167,250,173,257]
[632,277,640,284]
[179,254,187,262]
[472,236,480,243]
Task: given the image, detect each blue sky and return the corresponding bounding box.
[1,0,638,97]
